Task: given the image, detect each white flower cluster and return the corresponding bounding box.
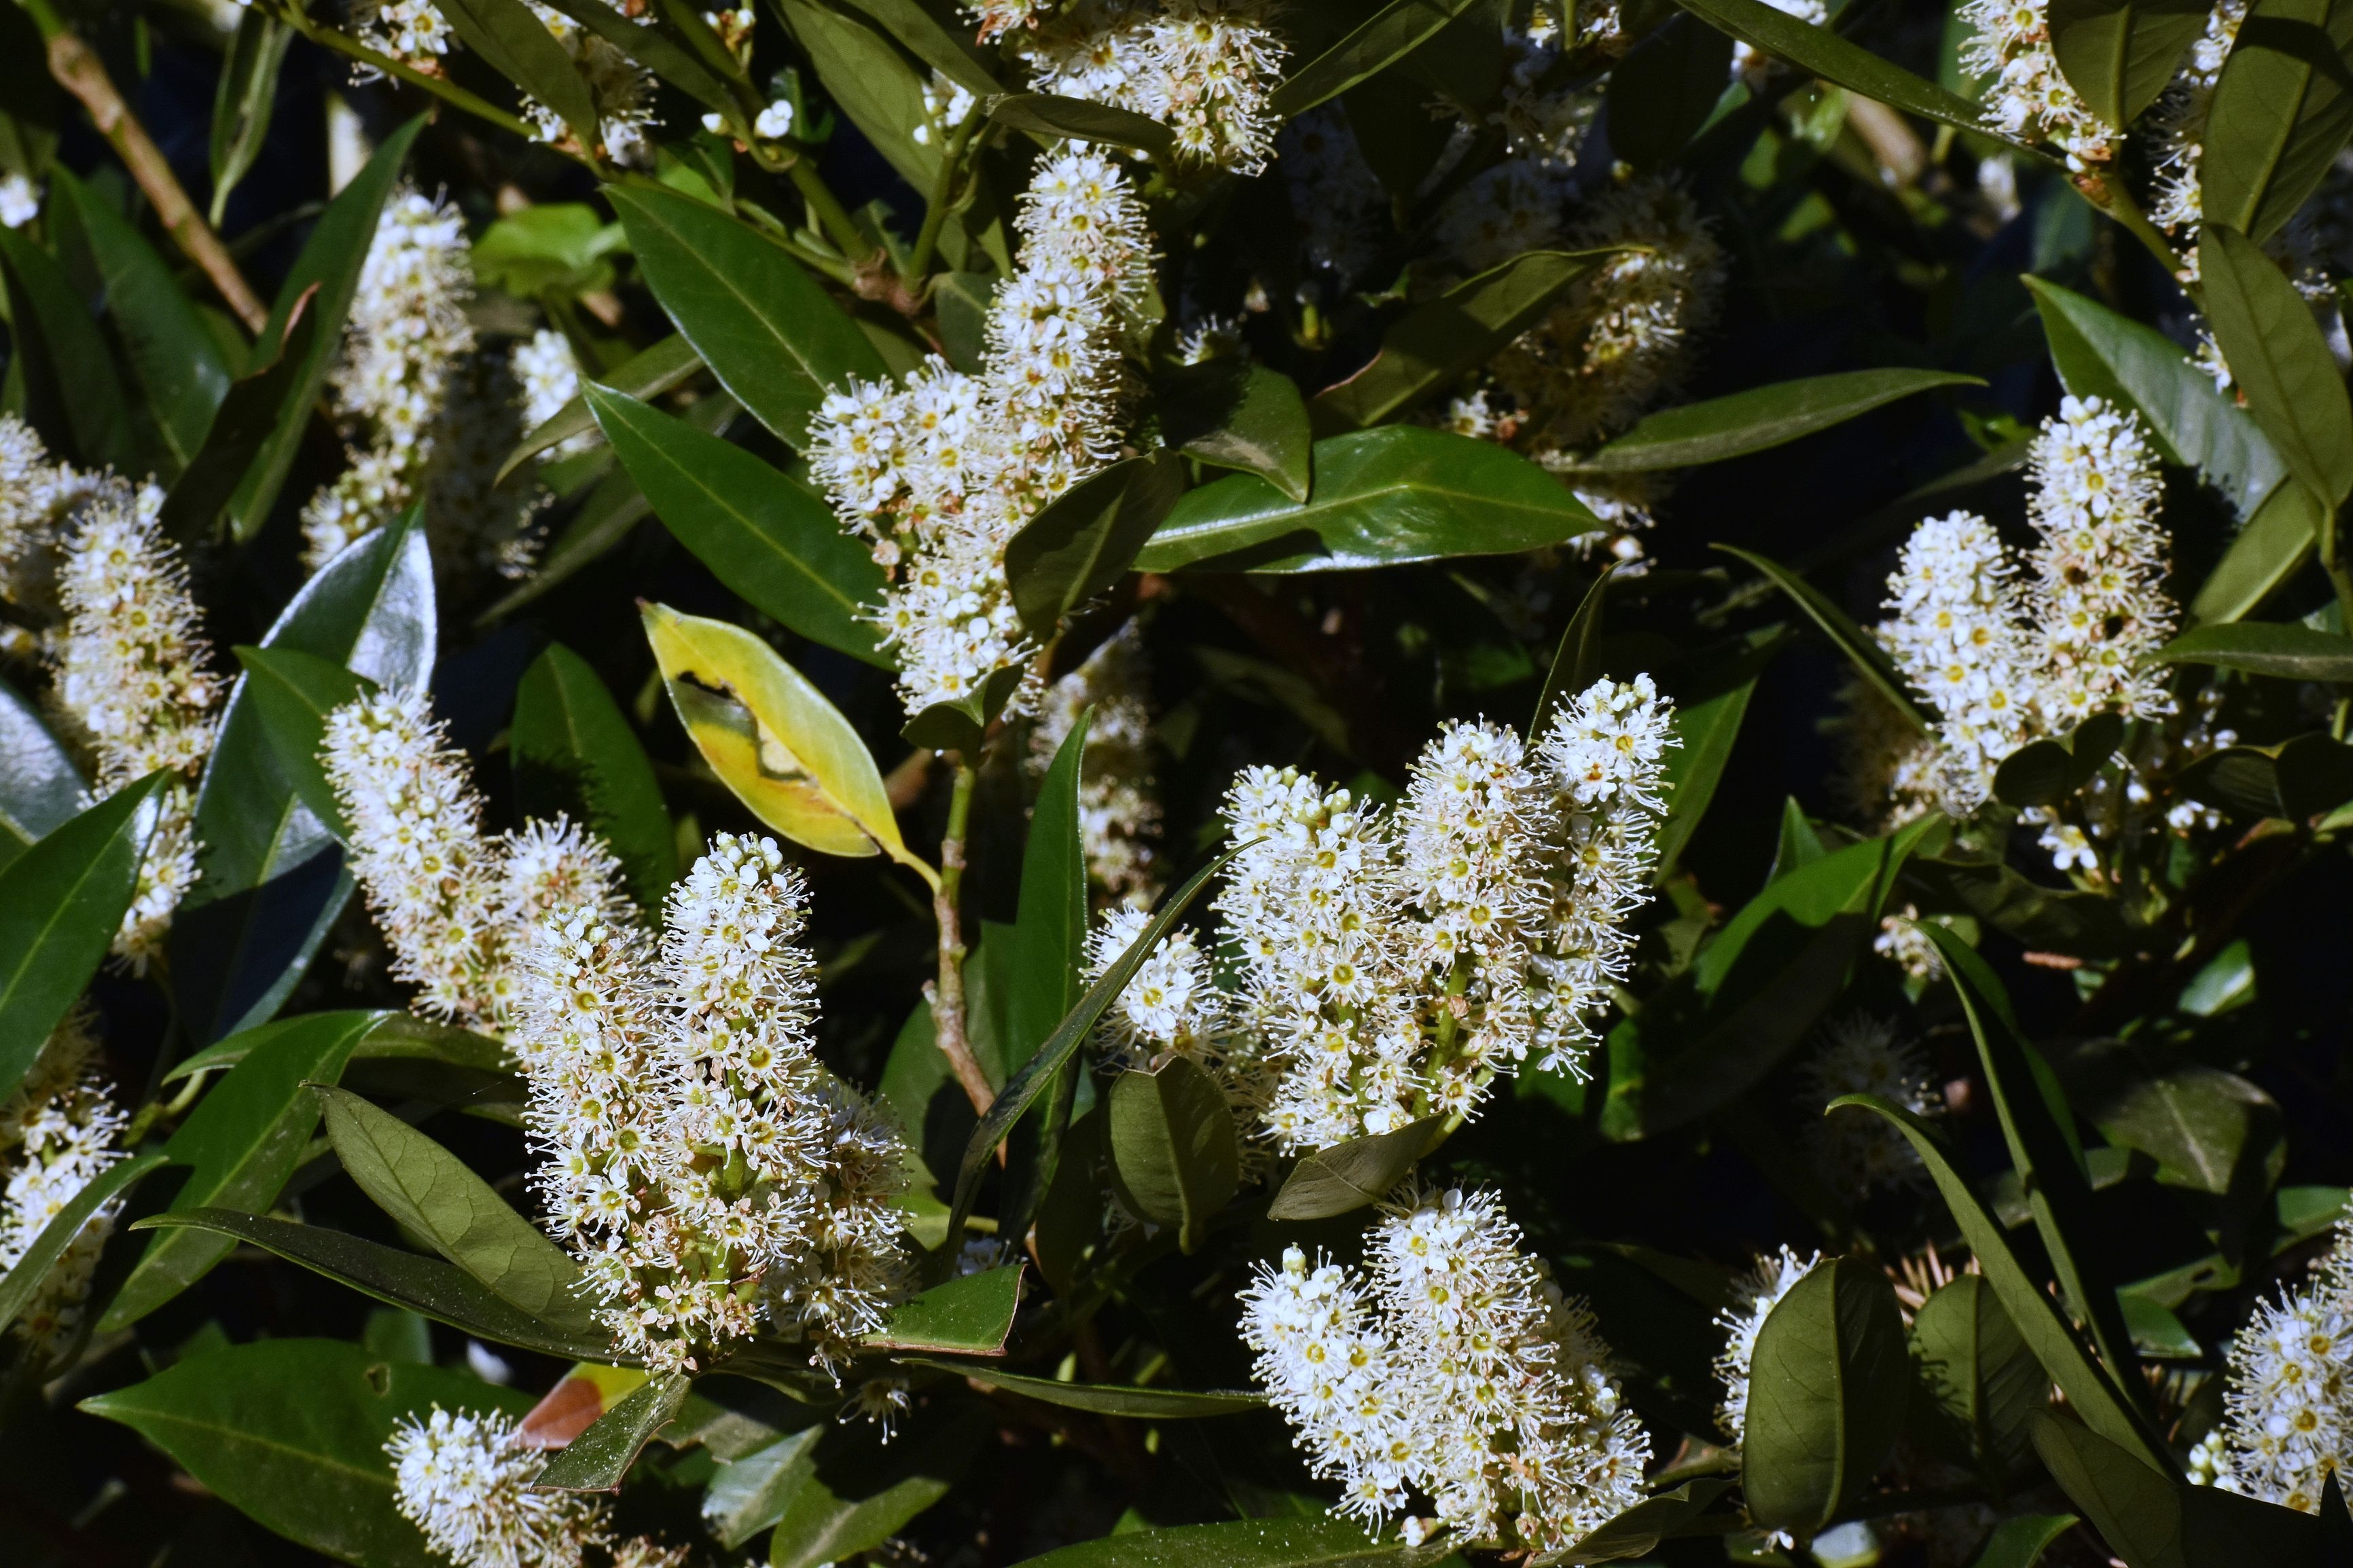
[1202,679,1675,1151]
[512,329,595,462]
[1433,15,1593,273]
[353,0,658,166]
[1800,1016,1944,1191]
[1714,1245,1822,1448]
[0,415,132,659]
[1876,396,2176,813]
[1028,624,1163,905]
[303,187,475,568]
[2148,0,2250,244]
[320,685,633,1029]
[1959,0,2117,168]
[0,1007,127,1364]
[808,149,1151,716]
[1011,0,1288,173]
[1239,1187,1651,1552]
[2191,1212,2353,1514]
[51,484,223,968]
[428,352,555,587]
[387,1403,685,1568]
[511,834,914,1374]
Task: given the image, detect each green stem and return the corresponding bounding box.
[905,113,978,285]
[780,151,881,274]
[932,755,994,1118]
[273,5,545,147]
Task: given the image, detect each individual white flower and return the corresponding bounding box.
[1799,1016,1943,1191]
[1030,623,1164,904]
[0,172,40,229]
[1012,0,1289,173]
[1873,907,1947,983]
[1240,1188,1650,1552]
[2022,395,2175,727]
[353,0,454,63]
[1959,0,2117,168]
[913,72,976,146]
[387,1402,685,1568]
[753,98,795,140]
[50,482,223,968]
[1714,1245,1823,1448]
[0,1006,127,1362]
[2041,820,2098,873]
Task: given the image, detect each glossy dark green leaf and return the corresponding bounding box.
[946,846,1246,1251]
[132,1209,616,1361]
[990,92,1175,156]
[606,184,888,449]
[1267,1117,1443,1220]
[1609,15,1734,167]
[1904,856,2140,960]
[837,0,1001,92]
[511,642,679,909]
[158,289,323,543]
[101,1010,387,1331]
[1554,1478,1733,1563]
[933,271,996,372]
[1993,712,2125,809]
[53,168,230,473]
[436,0,599,145]
[1311,250,1611,435]
[2203,223,2353,509]
[0,222,136,473]
[209,10,291,225]
[1655,637,1771,877]
[0,676,86,872]
[1271,0,1487,116]
[1007,454,1188,640]
[1742,1256,1909,1533]
[864,1264,1022,1353]
[2048,0,2210,125]
[1528,567,1614,744]
[2062,1040,2284,1197]
[1668,0,2005,139]
[531,0,732,110]
[0,1150,166,1338]
[776,0,939,190]
[0,774,164,1106]
[1969,1514,2081,1568]
[227,117,423,542]
[1714,543,1931,732]
[1018,1514,1449,1568]
[899,1358,1264,1417]
[1139,426,1598,574]
[2024,1412,2316,1568]
[2191,479,2323,623]
[171,508,435,1043]
[234,646,372,838]
[1157,361,1312,502]
[535,1370,692,1491]
[2202,0,2353,243]
[499,333,700,482]
[766,1409,986,1568]
[1910,1275,2047,1482]
[164,1012,507,1082]
[79,1338,534,1568]
[317,1084,600,1334]
[1005,710,1089,1081]
[2161,620,2353,680]
[1570,369,1981,475]
[900,662,1028,753]
[1108,1057,1240,1254]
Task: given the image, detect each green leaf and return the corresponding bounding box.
[704,1427,825,1549]
[2202,0,2353,243]
[1608,14,1735,168]
[2159,620,2353,680]
[2203,223,2353,509]
[1551,1478,1733,1564]
[588,384,888,665]
[1001,706,1088,1220]
[1160,361,1312,502]
[227,117,424,542]
[902,663,1028,754]
[1655,638,1771,877]
[1829,1095,2173,1472]
[1108,1057,1240,1254]
[535,1370,693,1491]
[79,1338,535,1568]
[473,202,630,298]
[208,10,291,226]
[607,184,888,448]
[864,1265,1023,1353]
[835,0,1002,93]
[946,846,1246,1252]
[1265,1117,1443,1220]
[1138,426,1599,574]
[2191,479,2322,624]
[1570,369,1983,475]
[2048,0,2210,125]
[0,1150,166,1338]
[766,1409,986,1568]
[157,289,323,543]
[1904,856,2141,960]
[234,646,372,837]
[1909,1275,2047,1483]
[170,508,436,1043]
[776,0,941,191]
[1741,1256,1910,1535]
[166,1012,507,1082]
[511,642,679,910]
[499,333,700,481]
[0,775,165,1106]
[1310,250,1611,435]
[0,676,86,873]
[1006,454,1188,641]
[899,1359,1265,1417]
[1969,1514,2082,1568]
[1016,1515,1448,1568]
[52,168,230,474]
[0,221,136,473]
[131,1209,617,1361]
[990,92,1176,157]
[1271,0,1487,116]
[529,0,733,111]
[2027,277,2285,519]
[435,0,599,147]
[1668,0,2008,141]
[1993,712,2125,809]
[1714,543,1931,733]
[2062,1041,2284,1198]
[2024,1413,2310,1568]
[316,1084,601,1335]
[101,1010,387,1331]
[1528,567,1615,744]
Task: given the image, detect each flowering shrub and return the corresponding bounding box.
[5,0,2353,1565]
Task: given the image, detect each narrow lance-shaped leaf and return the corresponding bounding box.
[990,93,1176,156]
[1529,566,1615,744]
[2200,223,2353,509]
[499,333,701,482]
[0,677,86,872]
[864,1264,1023,1353]
[897,1358,1264,1417]
[0,1150,167,1337]
[209,9,292,225]
[533,1370,693,1492]
[2158,620,2353,680]
[158,288,323,543]
[1005,453,1188,640]
[233,646,373,838]
[434,0,599,146]
[1272,0,1488,116]
[1160,360,1313,502]
[1267,1118,1444,1221]
[511,642,678,911]
[1567,369,1983,475]
[1714,543,1930,733]
[0,223,137,474]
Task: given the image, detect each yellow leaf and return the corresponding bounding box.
[642,603,937,886]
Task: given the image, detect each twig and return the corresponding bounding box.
[931,753,996,1116]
